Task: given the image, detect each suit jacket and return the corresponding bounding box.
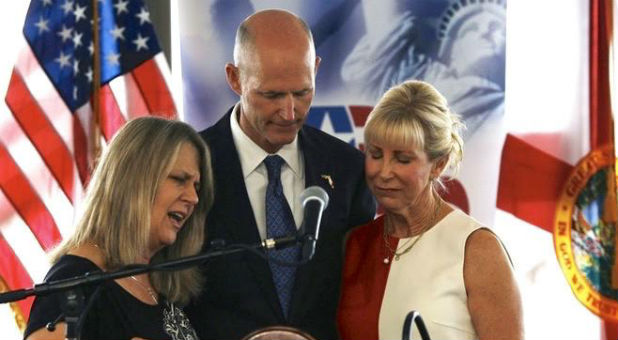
[185,109,376,340]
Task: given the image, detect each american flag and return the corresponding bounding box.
[0,0,176,330]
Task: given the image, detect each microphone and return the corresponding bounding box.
[260,186,329,260]
[298,186,329,261]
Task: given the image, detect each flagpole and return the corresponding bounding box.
[91,0,102,169]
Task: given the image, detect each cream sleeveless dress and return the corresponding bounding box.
[378,209,484,340]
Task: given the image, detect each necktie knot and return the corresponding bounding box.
[264,155,285,181]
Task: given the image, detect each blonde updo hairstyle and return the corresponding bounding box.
[363,80,465,189]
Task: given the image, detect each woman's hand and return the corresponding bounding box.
[26,322,65,340]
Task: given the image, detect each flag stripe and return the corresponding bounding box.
[126,73,151,117]
[0,106,73,236]
[0,233,33,321]
[154,54,174,90]
[72,114,90,186]
[0,105,75,240]
[13,49,86,205]
[5,70,77,204]
[108,72,149,118]
[496,134,573,233]
[0,143,62,250]
[108,75,132,121]
[131,58,176,117]
[99,84,127,141]
[0,192,50,283]
[14,45,77,157]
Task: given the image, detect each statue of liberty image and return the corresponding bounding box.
[342,0,506,138]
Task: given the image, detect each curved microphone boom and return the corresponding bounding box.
[299,186,329,261]
[402,310,431,340]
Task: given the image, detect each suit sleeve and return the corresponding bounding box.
[347,167,376,229]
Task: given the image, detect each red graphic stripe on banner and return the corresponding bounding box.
[131,59,176,118]
[4,70,76,204]
[0,144,62,251]
[496,134,573,233]
[349,106,373,127]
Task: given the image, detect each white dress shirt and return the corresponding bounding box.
[229,104,305,240]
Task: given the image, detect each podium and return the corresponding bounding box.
[243,326,316,340]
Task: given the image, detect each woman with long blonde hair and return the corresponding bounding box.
[25,116,214,340]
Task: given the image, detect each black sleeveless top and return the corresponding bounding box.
[24,255,198,340]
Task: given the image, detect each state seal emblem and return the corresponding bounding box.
[554,145,618,319]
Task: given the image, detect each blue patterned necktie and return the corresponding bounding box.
[263,155,299,318]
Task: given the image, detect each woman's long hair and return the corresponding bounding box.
[52,117,213,305]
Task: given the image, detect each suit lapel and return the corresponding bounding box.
[288,127,334,321]
[208,111,283,318]
[299,127,336,203]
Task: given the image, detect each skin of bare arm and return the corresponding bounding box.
[464,228,524,340]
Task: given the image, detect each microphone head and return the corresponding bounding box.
[298,186,329,262]
[300,186,329,208]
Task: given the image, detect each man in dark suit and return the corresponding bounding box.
[185,9,375,340]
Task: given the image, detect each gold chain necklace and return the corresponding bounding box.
[130,275,159,304]
[383,198,442,264]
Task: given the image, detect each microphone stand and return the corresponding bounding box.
[402,310,431,340]
[0,235,303,340]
